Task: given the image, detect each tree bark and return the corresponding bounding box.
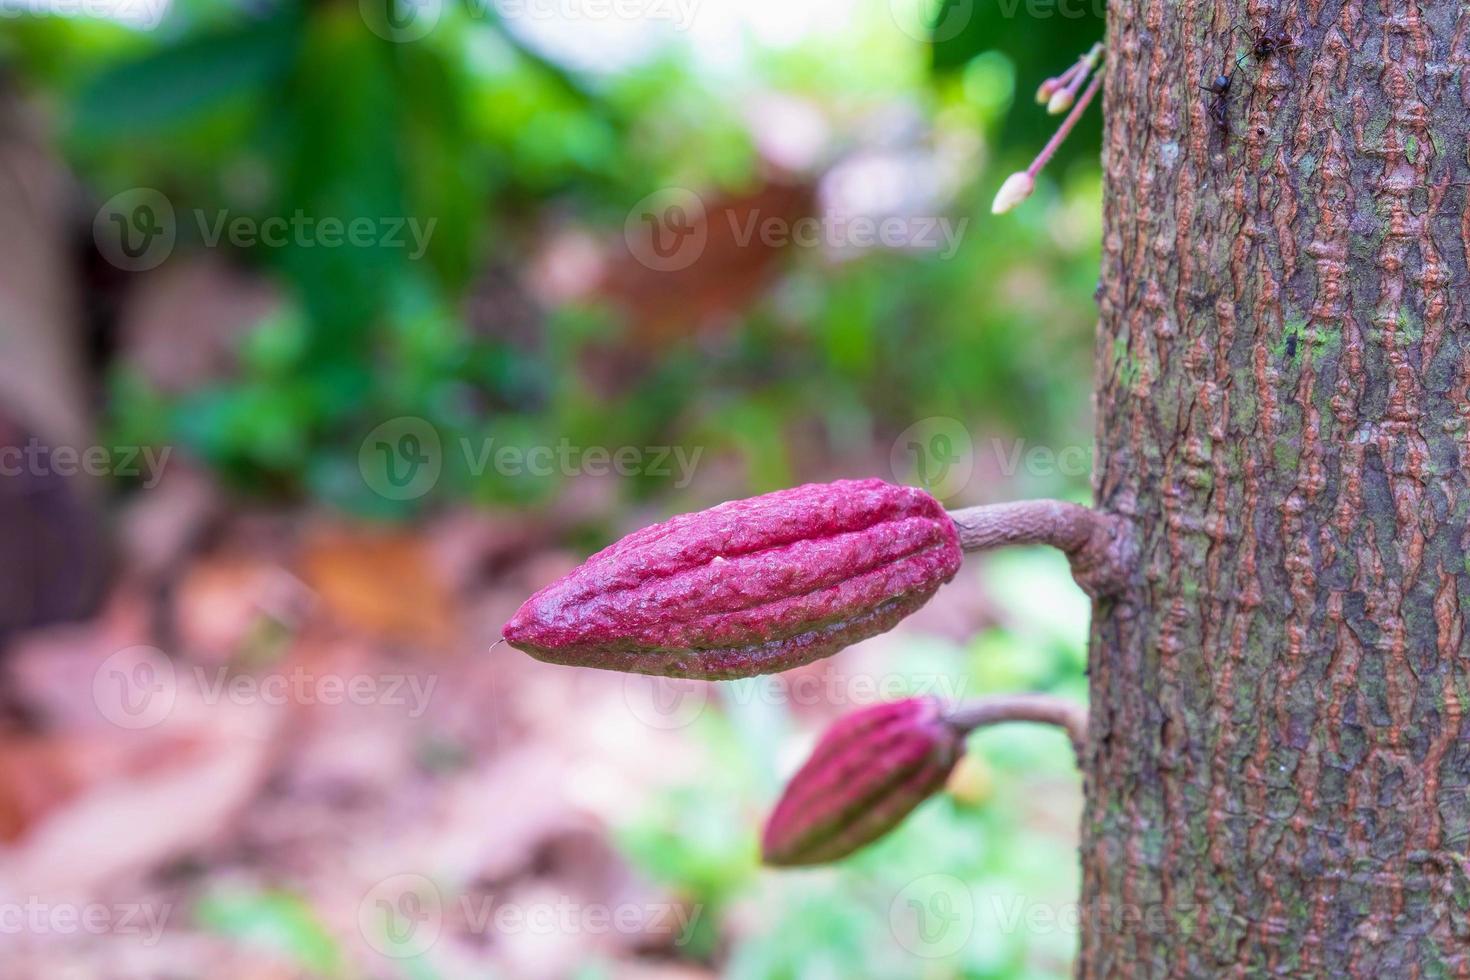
[1080,2,1470,974]
[0,83,108,645]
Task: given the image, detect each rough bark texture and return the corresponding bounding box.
[1081,1,1470,974]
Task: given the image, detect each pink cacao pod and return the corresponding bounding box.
[503,479,962,680]
[762,696,962,866]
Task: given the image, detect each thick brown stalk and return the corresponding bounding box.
[948,501,1132,598]
[946,693,1088,759]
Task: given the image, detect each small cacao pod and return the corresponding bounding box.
[503,479,962,680]
[762,697,962,866]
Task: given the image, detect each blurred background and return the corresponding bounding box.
[0,0,1104,975]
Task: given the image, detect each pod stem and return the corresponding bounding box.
[946,500,1133,598]
[1029,66,1103,177]
[945,694,1088,759]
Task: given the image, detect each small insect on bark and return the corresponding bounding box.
[1200,73,1231,134]
[1232,24,1296,67]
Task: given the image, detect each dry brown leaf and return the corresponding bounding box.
[173,554,307,662]
[598,179,816,349]
[0,699,283,899]
[0,731,215,843]
[297,527,456,649]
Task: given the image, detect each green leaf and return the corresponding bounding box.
[71,15,299,137]
[195,888,344,977]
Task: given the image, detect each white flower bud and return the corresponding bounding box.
[990,172,1036,215]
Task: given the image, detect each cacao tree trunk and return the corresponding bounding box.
[1081,1,1470,974]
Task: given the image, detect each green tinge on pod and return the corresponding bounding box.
[761,697,963,866]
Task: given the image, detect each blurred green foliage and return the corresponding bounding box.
[4,0,1100,516]
[196,888,348,978]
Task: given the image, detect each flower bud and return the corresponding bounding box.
[990,172,1035,214]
